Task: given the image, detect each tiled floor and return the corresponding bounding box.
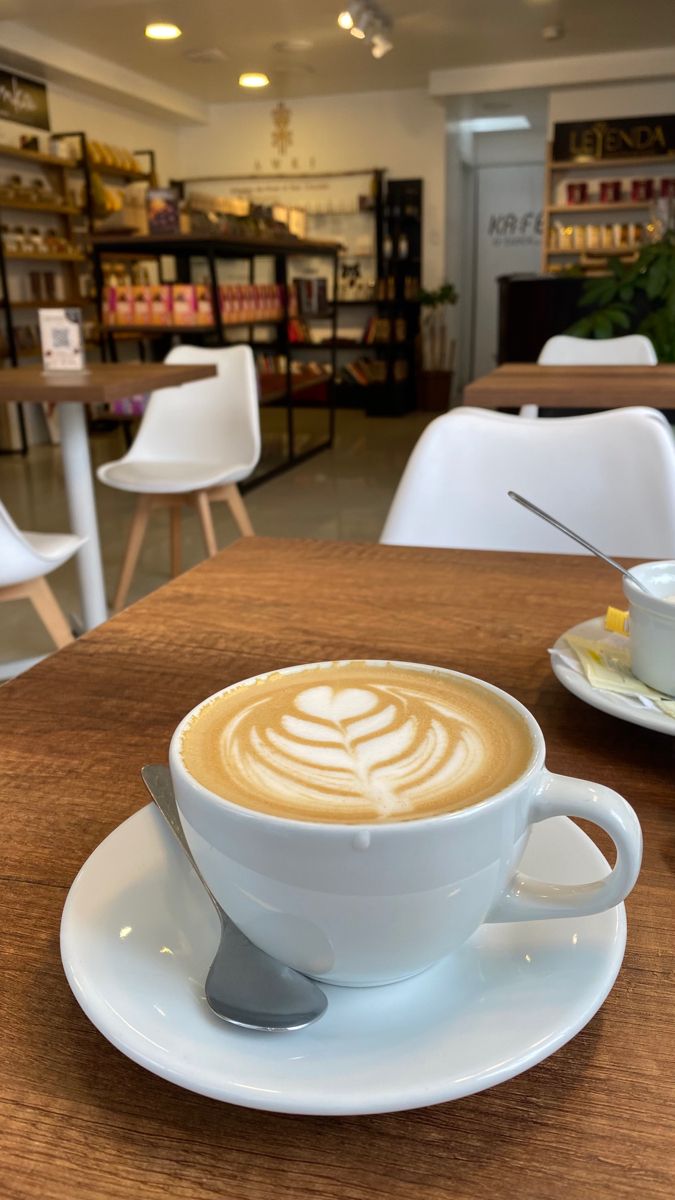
[0,406,433,664]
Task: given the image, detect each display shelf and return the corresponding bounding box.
[0,143,78,169]
[4,251,86,262]
[551,154,675,170]
[0,197,82,215]
[542,135,675,273]
[104,323,217,335]
[91,230,340,485]
[546,201,657,214]
[86,159,151,181]
[8,297,95,308]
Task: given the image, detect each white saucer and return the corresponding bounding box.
[61,804,626,1116]
[552,617,675,737]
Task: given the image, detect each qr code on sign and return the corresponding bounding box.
[52,329,71,348]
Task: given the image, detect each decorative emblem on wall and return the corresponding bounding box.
[271,102,293,156]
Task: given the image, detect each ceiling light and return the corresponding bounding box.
[542,23,565,40]
[350,26,367,39]
[145,22,182,40]
[337,11,354,29]
[371,32,393,58]
[239,72,270,88]
[467,115,531,132]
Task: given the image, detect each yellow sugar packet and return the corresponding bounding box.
[564,634,675,718]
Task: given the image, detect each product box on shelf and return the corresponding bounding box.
[132,286,152,324]
[172,285,197,326]
[194,284,213,326]
[150,285,172,325]
[114,286,133,325]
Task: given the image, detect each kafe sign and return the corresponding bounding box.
[553,114,675,162]
[0,68,50,130]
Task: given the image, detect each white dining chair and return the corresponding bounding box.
[98,343,261,611]
[538,334,658,366]
[519,333,659,417]
[381,405,675,558]
[0,499,83,654]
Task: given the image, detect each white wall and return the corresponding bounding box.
[548,79,675,133]
[175,89,447,288]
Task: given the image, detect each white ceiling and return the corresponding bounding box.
[1,0,674,103]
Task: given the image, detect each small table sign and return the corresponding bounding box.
[38,307,85,372]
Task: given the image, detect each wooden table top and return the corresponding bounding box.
[0,362,217,405]
[1,539,672,1200]
[464,362,675,409]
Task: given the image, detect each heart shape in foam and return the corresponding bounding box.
[294,686,379,723]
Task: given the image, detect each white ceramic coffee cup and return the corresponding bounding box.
[623,560,675,696]
[169,661,642,987]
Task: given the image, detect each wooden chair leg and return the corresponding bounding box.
[223,484,255,537]
[195,491,218,557]
[113,495,152,612]
[24,577,74,649]
[169,506,182,577]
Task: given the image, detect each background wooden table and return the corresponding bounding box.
[1,538,672,1200]
[464,362,675,409]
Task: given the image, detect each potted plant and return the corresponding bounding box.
[417,282,458,410]
[567,228,675,361]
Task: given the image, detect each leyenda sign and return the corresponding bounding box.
[0,69,50,131]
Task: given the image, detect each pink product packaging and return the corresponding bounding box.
[150,286,172,326]
[114,287,133,325]
[132,286,152,325]
[103,286,116,326]
[219,285,233,324]
[194,284,213,326]
[172,285,197,326]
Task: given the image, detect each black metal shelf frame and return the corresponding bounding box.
[91,233,339,488]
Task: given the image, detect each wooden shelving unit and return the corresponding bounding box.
[0,140,94,451]
[541,143,675,274]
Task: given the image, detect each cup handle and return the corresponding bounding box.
[486,770,642,922]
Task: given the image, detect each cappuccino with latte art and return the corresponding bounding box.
[180,661,533,823]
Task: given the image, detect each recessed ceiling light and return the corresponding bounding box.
[350,26,367,39]
[542,23,565,40]
[145,22,182,40]
[337,11,354,29]
[239,72,270,88]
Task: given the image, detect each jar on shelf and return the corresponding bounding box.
[631,179,654,202]
[566,182,588,205]
[600,180,622,203]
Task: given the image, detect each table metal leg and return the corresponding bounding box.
[59,403,108,629]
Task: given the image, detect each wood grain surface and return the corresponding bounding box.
[464,362,675,409]
[1,538,672,1200]
[0,362,216,405]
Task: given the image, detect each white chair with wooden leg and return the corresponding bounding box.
[97,344,261,611]
[0,499,84,677]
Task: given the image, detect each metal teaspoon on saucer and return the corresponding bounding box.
[141,765,327,1032]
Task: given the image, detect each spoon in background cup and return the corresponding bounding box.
[508,492,652,595]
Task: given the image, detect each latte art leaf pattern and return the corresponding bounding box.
[220,682,492,818]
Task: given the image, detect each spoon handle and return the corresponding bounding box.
[141,764,222,916]
[507,492,649,593]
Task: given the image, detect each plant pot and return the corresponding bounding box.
[417,370,453,411]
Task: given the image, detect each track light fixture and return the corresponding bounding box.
[336,3,393,58]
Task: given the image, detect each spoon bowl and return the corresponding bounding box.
[141,765,328,1032]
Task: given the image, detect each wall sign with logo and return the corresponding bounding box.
[552,114,675,162]
[0,68,50,130]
